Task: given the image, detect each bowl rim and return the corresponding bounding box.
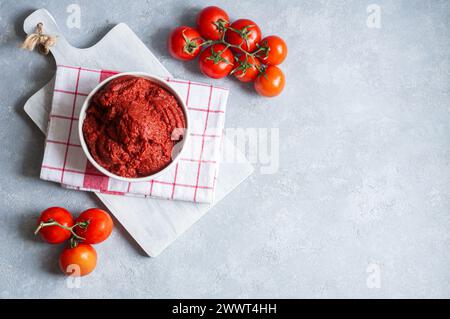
[78,71,190,183]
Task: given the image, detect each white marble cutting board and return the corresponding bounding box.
[23,9,254,257]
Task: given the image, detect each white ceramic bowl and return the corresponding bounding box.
[78,72,190,183]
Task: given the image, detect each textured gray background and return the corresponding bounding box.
[0,0,449,298]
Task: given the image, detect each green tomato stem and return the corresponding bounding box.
[200,25,262,60]
[197,25,266,77]
[34,219,85,241]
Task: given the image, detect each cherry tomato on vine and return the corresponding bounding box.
[74,208,113,245]
[254,65,285,97]
[199,44,235,79]
[233,54,261,82]
[59,244,97,277]
[168,26,203,61]
[36,207,74,244]
[256,35,288,65]
[196,6,230,40]
[226,19,262,53]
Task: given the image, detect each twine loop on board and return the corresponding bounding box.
[20,23,57,55]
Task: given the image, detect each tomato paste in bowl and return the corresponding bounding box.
[79,72,189,182]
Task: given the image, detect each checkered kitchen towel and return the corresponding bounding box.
[40,65,229,203]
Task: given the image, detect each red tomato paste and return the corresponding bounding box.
[82,76,186,178]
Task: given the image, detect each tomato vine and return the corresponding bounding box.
[35,219,86,241]
[169,6,288,97]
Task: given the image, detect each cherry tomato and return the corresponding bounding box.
[196,6,230,40]
[198,44,235,79]
[74,208,113,244]
[59,244,97,277]
[36,207,74,244]
[168,26,203,61]
[254,65,285,97]
[226,19,262,53]
[256,35,288,65]
[233,54,261,82]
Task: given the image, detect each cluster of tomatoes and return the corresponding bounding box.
[35,207,113,277]
[168,6,287,97]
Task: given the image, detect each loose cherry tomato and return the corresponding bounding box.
[196,6,230,40]
[198,44,235,79]
[256,35,288,65]
[59,244,97,277]
[74,208,113,244]
[254,65,285,97]
[233,54,261,82]
[226,19,262,53]
[168,26,203,61]
[35,207,74,244]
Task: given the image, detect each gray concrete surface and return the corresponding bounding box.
[1,0,450,298]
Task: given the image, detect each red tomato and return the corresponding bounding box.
[256,35,288,65]
[36,207,74,244]
[233,54,261,82]
[226,19,262,53]
[254,65,285,97]
[196,6,230,40]
[168,26,203,61]
[74,208,113,244]
[198,44,235,79]
[59,244,97,277]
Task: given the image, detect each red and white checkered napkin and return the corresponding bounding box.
[40,65,229,204]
